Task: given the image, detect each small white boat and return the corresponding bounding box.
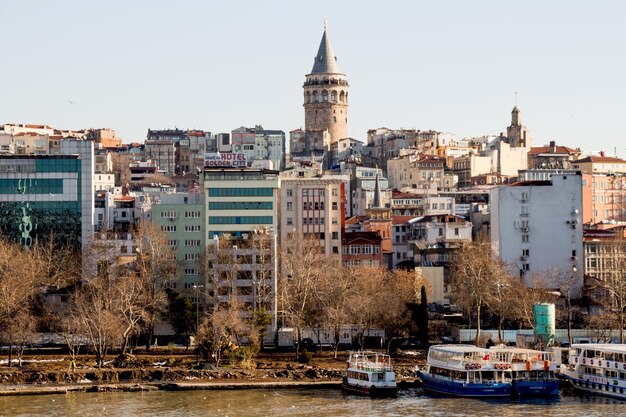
[560,344,626,400]
[342,351,397,397]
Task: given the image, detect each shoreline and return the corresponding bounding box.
[0,379,347,396]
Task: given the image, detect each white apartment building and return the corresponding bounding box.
[279,177,345,257]
[490,173,583,293]
[254,129,285,171]
[392,215,417,268]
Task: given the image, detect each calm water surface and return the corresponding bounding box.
[0,388,625,417]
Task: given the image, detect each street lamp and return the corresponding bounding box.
[193,284,204,332]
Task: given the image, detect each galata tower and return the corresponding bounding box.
[303,19,349,145]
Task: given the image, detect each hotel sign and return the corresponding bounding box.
[204,153,247,167]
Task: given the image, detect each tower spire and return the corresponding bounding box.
[310,19,341,74]
[373,166,382,208]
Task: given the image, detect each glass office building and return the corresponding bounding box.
[0,140,94,250]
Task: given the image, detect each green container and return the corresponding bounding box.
[533,303,555,346]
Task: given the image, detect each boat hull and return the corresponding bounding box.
[513,379,560,397]
[419,371,512,397]
[341,380,397,397]
[560,372,626,400]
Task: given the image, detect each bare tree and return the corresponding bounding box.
[111,153,132,186]
[72,277,125,369]
[348,266,387,349]
[375,268,423,353]
[279,233,329,357]
[60,314,84,372]
[117,272,165,354]
[133,222,177,348]
[196,296,248,366]
[0,238,48,366]
[451,239,502,346]
[316,266,355,358]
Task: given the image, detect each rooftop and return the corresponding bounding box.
[574,155,626,164]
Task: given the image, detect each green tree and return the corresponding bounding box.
[254,307,272,350]
[165,289,196,342]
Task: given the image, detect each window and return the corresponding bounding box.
[184,253,200,261]
[208,202,273,210]
[287,202,293,211]
[167,240,178,247]
[185,239,201,247]
[185,211,201,218]
[286,189,293,197]
[454,227,459,236]
[522,234,529,243]
[332,202,338,210]
[439,228,443,236]
[208,216,273,225]
[161,211,177,219]
[286,217,293,225]
[184,268,199,275]
[161,225,177,232]
[332,217,338,225]
[332,232,339,239]
[332,246,339,254]
[522,249,530,257]
[209,188,273,197]
[184,225,201,232]
[332,189,338,196]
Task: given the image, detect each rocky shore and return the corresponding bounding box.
[0,364,420,396]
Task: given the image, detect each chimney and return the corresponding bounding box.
[600,151,605,157]
[549,141,556,152]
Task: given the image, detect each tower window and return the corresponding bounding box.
[333,117,337,123]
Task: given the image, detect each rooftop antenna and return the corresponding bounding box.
[324,17,327,31]
[515,91,518,106]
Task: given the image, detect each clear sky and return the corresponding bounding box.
[1,0,625,155]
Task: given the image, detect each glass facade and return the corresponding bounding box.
[208,188,274,197]
[0,156,81,249]
[208,216,273,225]
[0,179,64,194]
[208,201,273,210]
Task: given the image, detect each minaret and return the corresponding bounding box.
[303,19,349,145]
[373,169,382,208]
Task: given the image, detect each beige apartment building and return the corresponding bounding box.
[279,177,346,257]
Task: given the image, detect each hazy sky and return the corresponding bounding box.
[1,1,625,155]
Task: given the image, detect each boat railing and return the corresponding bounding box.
[350,360,393,372]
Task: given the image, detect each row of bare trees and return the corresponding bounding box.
[450,239,619,346]
[0,223,178,368]
[280,235,428,357]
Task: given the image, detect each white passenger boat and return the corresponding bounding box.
[418,345,512,397]
[560,344,626,399]
[488,345,560,397]
[341,351,397,397]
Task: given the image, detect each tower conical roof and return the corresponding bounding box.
[311,25,342,74]
[373,169,382,208]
